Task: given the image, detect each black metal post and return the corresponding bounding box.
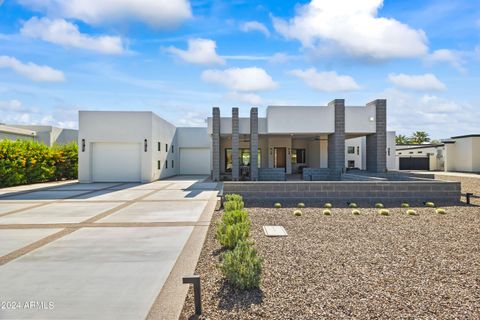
[466,193,473,205]
[183,275,202,315]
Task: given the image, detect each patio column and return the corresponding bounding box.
[232,108,240,181]
[327,99,345,178]
[250,107,258,181]
[366,99,387,173]
[212,107,221,181]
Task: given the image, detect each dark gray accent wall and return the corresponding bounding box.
[327,99,345,178]
[366,99,387,173]
[232,108,240,181]
[212,107,220,181]
[250,107,259,181]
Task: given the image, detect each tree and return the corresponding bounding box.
[396,134,410,145]
[410,131,430,144]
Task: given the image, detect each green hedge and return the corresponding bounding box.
[0,140,78,188]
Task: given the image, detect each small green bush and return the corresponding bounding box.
[323,209,331,216]
[406,209,417,216]
[225,194,243,203]
[297,202,305,208]
[378,209,389,216]
[274,202,282,208]
[220,209,249,225]
[352,209,360,215]
[216,221,250,249]
[424,201,435,208]
[401,202,410,208]
[324,203,332,208]
[224,200,244,212]
[348,202,358,208]
[220,241,262,290]
[375,203,384,208]
[436,208,446,214]
[293,209,302,216]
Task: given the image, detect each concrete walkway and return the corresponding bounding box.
[0,176,219,320]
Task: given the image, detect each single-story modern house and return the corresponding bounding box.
[78,99,396,183]
[442,134,480,173]
[0,124,78,146]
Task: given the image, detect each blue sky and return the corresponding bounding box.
[0,0,479,139]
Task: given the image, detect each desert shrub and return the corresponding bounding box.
[401,202,410,208]
[0,140,77,188]
[216,221,250,250]
[323,209,331,216]
[348,202,358,208]
[378,209,389,216]
[224,200,244,212]
[424,201,435,208]
[375,203,384,208]
[221,241,262,290]
[293,209,302,216]
[324,203,332,208]
[225,194,243,203]
[407,209,417,216]
[352,209,360,215]
[220,209,249,225]
[297,202,305,208]
[436,208,446,214]
[274,202,282,208]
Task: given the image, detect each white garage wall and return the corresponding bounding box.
[151,114,178,180]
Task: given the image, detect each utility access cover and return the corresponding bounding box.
[263,226,288,237]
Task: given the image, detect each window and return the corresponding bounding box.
[348,160,355,168]
[224,148,261,171]
[171,145,174,153]
[357,146,360,155]
[165,143,168,153]
[171,160,174,168]
[409,151,413,154]
[418,151,423,154]
[347,146,355,154]
[291,149,306,164]
[157,160,161,170]
[399,152,402,155]
[165,160,168,169]
[158,142,161,151]
[388,148,390,156]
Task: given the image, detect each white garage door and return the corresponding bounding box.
[92,143,141,182]
[180,148,211,175]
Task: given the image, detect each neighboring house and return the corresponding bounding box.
[0,124,78,146]
[396,144,445,171]
[345,132,396,171]
[78,99,395,183]
[442,134,480,173]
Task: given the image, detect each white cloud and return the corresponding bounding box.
[17,0,192,28]
[269,53,298,63]
[240,21,270,37]
[273,0,428,59]
[424,49,465,72]
[0,99,24,111]
[21,17,124,54]
[201,67,277,92]
[166,38,224,65]
[388,73,446,91]
[177,111,206,127]
[226,92,262,105]
[289,68,359,92]
[0,55,65,82]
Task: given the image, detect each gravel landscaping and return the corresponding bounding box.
[181,176,480,319]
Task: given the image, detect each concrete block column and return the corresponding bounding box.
[250,107,259,181]
[212,107,221,181]
[327,99,345,176]
[366,99,387,173]
[232,108,240,181]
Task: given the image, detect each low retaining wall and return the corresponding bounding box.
[223,180,461,205]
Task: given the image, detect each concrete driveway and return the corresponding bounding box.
[0,176,219,320]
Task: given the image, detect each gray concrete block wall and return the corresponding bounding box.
[258,168,285,181]
[250,107,259,181]
[223,181,461,205]
[232,108,240,181]
[366,99,387,173]
[212,107,220,181]
[328,99,345,175]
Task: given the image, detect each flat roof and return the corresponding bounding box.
[0,125,36,136]
[396,144,444,151]
[450,134,480,139]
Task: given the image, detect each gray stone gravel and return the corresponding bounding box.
[181,177,480,319]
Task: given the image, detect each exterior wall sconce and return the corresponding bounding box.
[81,139,85,152]
[144,139,148,152]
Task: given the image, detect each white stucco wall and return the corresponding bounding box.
[345,105,376,134]
[266,106,334,134]
[445,136,480,172]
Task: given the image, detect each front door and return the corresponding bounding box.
[274,147,286,171]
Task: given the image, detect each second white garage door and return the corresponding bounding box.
[179,148,211,175]
[92,143,141,182]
